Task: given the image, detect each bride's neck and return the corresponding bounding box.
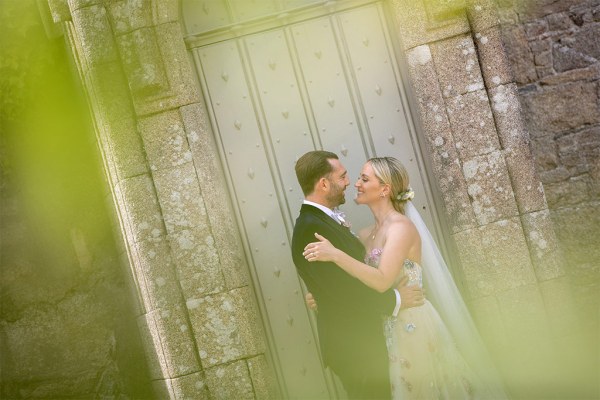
[370,203,395,225]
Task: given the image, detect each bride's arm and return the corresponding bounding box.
[303,222,413,293]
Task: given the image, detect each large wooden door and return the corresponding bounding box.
[185,1,440,397]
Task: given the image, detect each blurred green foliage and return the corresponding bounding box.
[1,0,110,273]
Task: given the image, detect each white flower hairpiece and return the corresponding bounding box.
[396,187,414,202]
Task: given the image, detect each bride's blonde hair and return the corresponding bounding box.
[368,157,411,214]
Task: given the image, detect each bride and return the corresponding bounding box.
[303,157,508,399]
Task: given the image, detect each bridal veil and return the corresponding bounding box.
[405,201,509,398]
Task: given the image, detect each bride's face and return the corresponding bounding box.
[354,162,384,205]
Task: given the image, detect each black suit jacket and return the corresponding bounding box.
[291,204,396,389]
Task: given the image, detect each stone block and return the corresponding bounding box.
[517,0,582,21]
[570,22,600,60]
[453,228,496,299]
[107,0,153,34]
[546,12,575,31]
[47,0,71,23]
[71,5,119,66]
[87,62,148,181]
[551,204,600,266]
[466,0,500,32]
[1,292,115,381]
[181,102,251,289]
[153,162,207,234]
[552,42,596,73]
[520,210,564,281]
[489,83,527,150]
[389,0,470,50]
[169,227,226,299]
[67,0,101,11]
[530,135,558,172]
[504,147,547,214]
[115,27,169,97]
[462,151,519,225]
[445,89,500,158]
[500,24,537,85]
[490,83,548,213]
[430,34,484,97]
[133,22,200,116]
[143,305,202,379]
[115,174,165,243]
[560,126,600,175]
[556,133,590,177]
[102,112,149,182]
[475,26,514,89]
[131,236,183,311]
[205,360,255,400]
[524,18,548,39]
[479,217,537,290]
[152,0,179,25]
[538,166,571,185]
[119,250,146,316]
[544,175,590,208]
[187,286,266,368]
[496,283,552,348]
[138,109,193,172]
[137,311,169,380]
[405,45,477,232]
[496,4,519,25]
[168,371,211,400]
[520,81,600,136]
[457,218,538,298]
[247,355,280,400]
[538,63,600,86]
[539,277,579,339]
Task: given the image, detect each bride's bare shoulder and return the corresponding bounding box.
[389,213,418,236]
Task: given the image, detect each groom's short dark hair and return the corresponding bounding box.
[295,150,339,196]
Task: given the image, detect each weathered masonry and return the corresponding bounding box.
[27,0,598,398]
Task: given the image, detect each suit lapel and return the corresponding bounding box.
[301,204,363,250]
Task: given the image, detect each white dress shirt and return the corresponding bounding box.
[302,200,402,317]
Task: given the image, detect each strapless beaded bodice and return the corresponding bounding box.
[365,248,422,288]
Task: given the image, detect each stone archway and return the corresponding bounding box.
[40,0,582,398]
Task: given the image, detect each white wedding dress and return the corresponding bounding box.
[366,202,509,399]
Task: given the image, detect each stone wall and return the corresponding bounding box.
[500,0,600,321]
[499,1,600,395]
[391,0,598,398]
[39,0,279,398]
[5,0,597,398]
[0,2,152,398]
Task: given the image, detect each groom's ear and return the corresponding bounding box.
[317,177,328,191]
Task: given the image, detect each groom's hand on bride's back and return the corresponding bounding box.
[305,280,425,312]
[305,292,318,311]
[396,276,425,309]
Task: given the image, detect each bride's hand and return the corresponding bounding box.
[303,233,338,263]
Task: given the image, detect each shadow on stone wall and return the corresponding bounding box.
[0,1,153,398]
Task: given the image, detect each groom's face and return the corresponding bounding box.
[325,158,349,207]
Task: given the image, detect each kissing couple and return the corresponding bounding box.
[291,150,508,399]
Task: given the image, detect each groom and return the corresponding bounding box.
[291,150,423,399]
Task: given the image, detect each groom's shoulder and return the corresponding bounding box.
[295,206,327,227]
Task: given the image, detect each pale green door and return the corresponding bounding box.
[184,1,440,397]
